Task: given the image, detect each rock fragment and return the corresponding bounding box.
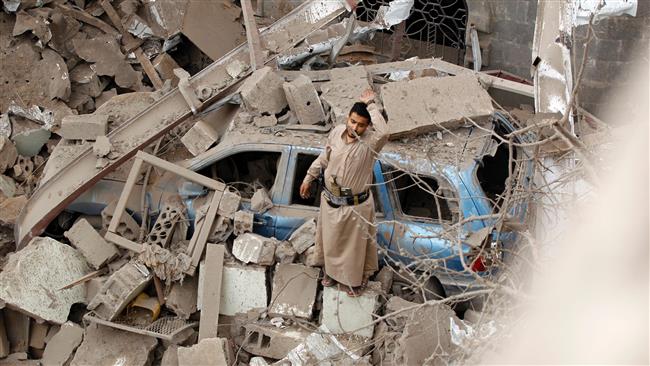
[288,218,316,254]
[269,264,319,319]
[177,338,230,366]
[233,210,254,236]
[64,218,119,269]
[87,262,152,321]
[251,188,273,213]
[0,137,18,173]
[58,114,109,140]
[232,233,276,266]
[180,120,220,156]
[42,322,84,366]
[239,66,287,115]
[70,324,157,366]
[283,75,326,125]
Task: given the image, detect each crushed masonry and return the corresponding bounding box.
[283,74,327,125]
[233,210,254,236]
[70,324,157,366]
[177,337,230,366]
[64,218,119,269]
[239,66,288,115]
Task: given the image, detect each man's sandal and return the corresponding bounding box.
[321,274,336,287]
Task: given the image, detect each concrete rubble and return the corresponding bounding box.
[233,233,276,265]
[70,324,157,366]
[87,262,152,321]
[41,322,83,366]
[64,218,119,269]
[177,337,230,366]
[269,264,320,319]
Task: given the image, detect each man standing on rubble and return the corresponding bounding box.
[299,88,389,296]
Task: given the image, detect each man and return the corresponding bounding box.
[299,89,389,296]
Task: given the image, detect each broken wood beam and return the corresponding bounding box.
[56,3,119,36]
[241,0,265,70]
[198,243,225,341]
[135,151,225,191]
[187,191,223,275]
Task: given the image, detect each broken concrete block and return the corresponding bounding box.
[0,114,11,138]
[28,321,49,350]
[153,53,181,86]
[0,175,16,199]
[70,324,157,366]
[299,245,323,267]
[64,218,119,269]
[217,189,241,219]
[249,356,270,366]
[11,156,33,182]
[166,275,198,320]
[0,238,90,324]
[239,323,312,360]
[0,195,27,226]
[177,338,229,366]
[288,218,316,254]
[283,325,365,365]
[147,204,185,248]
[220,262,267,316]
[381,75,494,138]
[321,282,381,338]
[42,322,83,366]
[397,303,459,365]
[92,136,111,157]
[283,75,326,125]
[101,200,140,241]
[275,241,297,264]
[180,120,220,156]
[208,215,233,243]
[320,73,372,125]
[251,188,273,213]
[233,210,254,236]
[232,233,276,266]
[4,309,29,353]
[84,276,106,305]
[88,262,152,321]
[12,127,51,157]
[253,115,277,128]
[376,266,394,294]
[0,137,18,173]
[161,344,179,366]
[226,60,249,79]
[239,66,287,115]
[269,264,319,319]
[58,114,109,140]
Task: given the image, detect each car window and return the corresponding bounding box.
[197,151,281,199]
[291,152,383,213]
[384,165,454,222]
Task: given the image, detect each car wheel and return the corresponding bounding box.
[391,272,446,303]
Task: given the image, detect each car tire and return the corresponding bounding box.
[391,272,446,303]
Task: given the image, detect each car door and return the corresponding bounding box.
[272,146,394,249]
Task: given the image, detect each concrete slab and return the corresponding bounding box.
[166,275,198,320]
[70,324,157,366]
[283,75,326,125]
[269,264,319,319]
[41,321,83,366]
[0,237,90,324]
[239,323,311,360]
[220,262,267,316]
[288,218,316,254]
[199,244,224,341]
[381,75,494,138]
[87,262,152,321]
[177,338,229,366]
[58,114,109,140]
[321,282,381,338]
[232,233,276,266]
[320,72,371,125]
[64,218,119,269]
[239,66,288,115]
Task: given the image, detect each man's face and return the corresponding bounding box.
[346,112,370,138]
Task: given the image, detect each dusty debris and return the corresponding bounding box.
[320,67,372,125]
[0,175,16,200]
[251,187,273,213]
[177,337,230,366]
[70,324,157,366]
[64,218,119,269]
[92,136,111,157]
[381,75,494,138]
[288,218,316,254]
[4,309,29,354]
[58,113,109,140]
[84,276,106,305]
[253,115,278,128]
[239,66,288,115]
[232,233,276,265]
[146,203,186,248]
[87,261,152,321]
[269,263,319,319]
[321,282,381,338]
[101,200,140,241]
[198,244,225,340]
[217,189,241,219]
[233,210,254,236]
[166,275,198,320]
[28,321,49,350]
[282,325,367,366]
[0,237,89,324]
[237,322,312,360]
[299,245,323,267]
[72,34,141,89]
[41,321,83,366]
[180,120,220,156]
[0,137,18,173]
[0,194,24,225]
[275,240,298,264]
[138,244,191,284]
[283,74,326,125]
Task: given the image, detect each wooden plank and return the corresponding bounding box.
[198,243,225,341]
[188,191,223,274]
[107,157,144,233]
[240,0,265,70]
[56,3,119,36]
[136,151,225,191]
[134,48,164,90]
[104,231,143,253]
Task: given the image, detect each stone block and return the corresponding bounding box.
[88,262,152,321]
[321,282,381,338]
[253,115,278,128]
[0,195,26,226]
[274,241,297,264]
[220,262,267,316]
[177,338,230,366]
[166,275,198,319]
[382,75,494,138]
[4,309,29,353]
[217,189,241,219]
[239,66,288,115]
[269,264,319,319]
[251,188,273,213]
[28,321,49,350]
[232,233,276,266]
[0,136,18,174]
[64,218,119,269]
[70,324,157,366]
[180,120,220,156]
[240,323,311,360]
[147,204,186,247]
[58,114,109,140]
[233,210,254,236]
[283,75,326,125]
[0,237,90,324]
[288,218,316,254]
[42,322,83,366]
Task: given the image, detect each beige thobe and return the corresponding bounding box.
[303,103,389,287]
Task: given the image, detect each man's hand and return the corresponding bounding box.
[360,89,375,105]
[345,0,359,11]
[300,180,312,199]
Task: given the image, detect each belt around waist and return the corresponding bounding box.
[323,188,370,207]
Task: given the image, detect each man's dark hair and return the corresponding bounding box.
[349,102,372,123]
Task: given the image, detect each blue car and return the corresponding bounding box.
[66,112,532,301]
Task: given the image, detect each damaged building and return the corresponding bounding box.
[0,0,648,365]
